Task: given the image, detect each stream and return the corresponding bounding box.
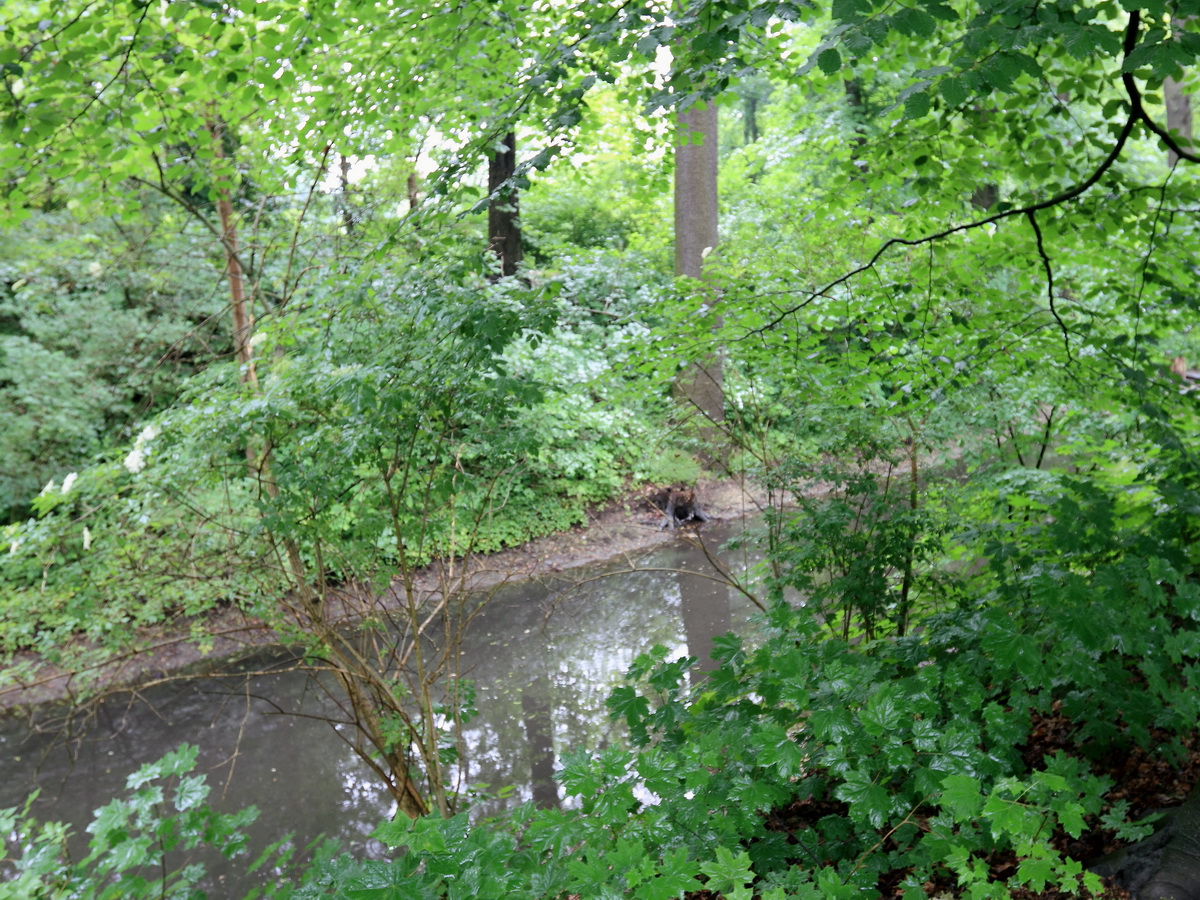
[0,525,761,893]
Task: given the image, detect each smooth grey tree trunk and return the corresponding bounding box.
[1166,15,1193,167]
[1166,74,1193,168]
[673,102,724,437]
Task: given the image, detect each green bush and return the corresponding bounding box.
[1,746,269,900]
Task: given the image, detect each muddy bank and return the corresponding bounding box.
[0,479,769,712]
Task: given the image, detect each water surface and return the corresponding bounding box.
[0,527,761,890]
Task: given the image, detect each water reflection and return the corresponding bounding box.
[0,525,761,889]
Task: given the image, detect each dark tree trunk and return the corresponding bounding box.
[521,675,559,810]
[487,131,523,278]
[970,183,999,211]
[677,566,732,680]
[407,171,420,211]
[968,105,999,210]
[743,94,759,143]
[844,77,868,162]
[338,152,355,237]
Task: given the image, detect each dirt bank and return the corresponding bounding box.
[0,478,769,712]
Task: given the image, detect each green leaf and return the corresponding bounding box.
[837,771,891,828]
[904,90,931,119]
[699,846,755,898]
[940,76,968,107]
[861,686,901,736]
[173,775,208,811]
[818,48,843,75]
[941,774,983,819]
[1059,802,1086,838]
[1017,853,1055,891]
[757,723,806,777]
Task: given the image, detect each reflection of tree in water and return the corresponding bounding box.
[522,672,558,809]
[678,565,732,677]
[0,526,765,876]
[458,532,759,819]
[457,564,682,818]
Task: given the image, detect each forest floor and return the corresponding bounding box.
[0,477,769,711]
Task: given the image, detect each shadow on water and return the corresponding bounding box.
[0,523,763,892]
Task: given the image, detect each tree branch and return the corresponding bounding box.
[1025,208,1071,362]
[749,12,1146,335]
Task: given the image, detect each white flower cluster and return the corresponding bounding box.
[124,424,162,474]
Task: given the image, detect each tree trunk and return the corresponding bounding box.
[967,105,999,211]
[1166,17,1194,168]
[407,171,420,211]
[743,94,759,144]
[673,102,724,434]
[521,674,559,809]
[844,77,868,163]
[209,120,258,392]
[487,131,523,277]
[338,152,355,237]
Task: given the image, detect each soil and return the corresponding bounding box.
[0,477,770,712]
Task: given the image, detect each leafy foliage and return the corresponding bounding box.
[1,745,270,900]
[2,0,1200,896]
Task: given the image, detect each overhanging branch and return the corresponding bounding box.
[1025,208,1071,362]
[751,11,1147,335]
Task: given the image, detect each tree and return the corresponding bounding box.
[1166,15,1195,167]
[672,100,724,439]
[0,0,560,818]
[487,131,524,277]
[7,0,1200,849]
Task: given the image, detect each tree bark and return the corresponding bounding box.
[743,94,759,143]
[407,171,420,211]
[209,120,258,392]
[673,102,724,434]
[844,77,868,163]
[338,152,355,237]
[487,131,523,277]
[521,674,559,809]
[1166,17,1194,168]
[970,183,999,211]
